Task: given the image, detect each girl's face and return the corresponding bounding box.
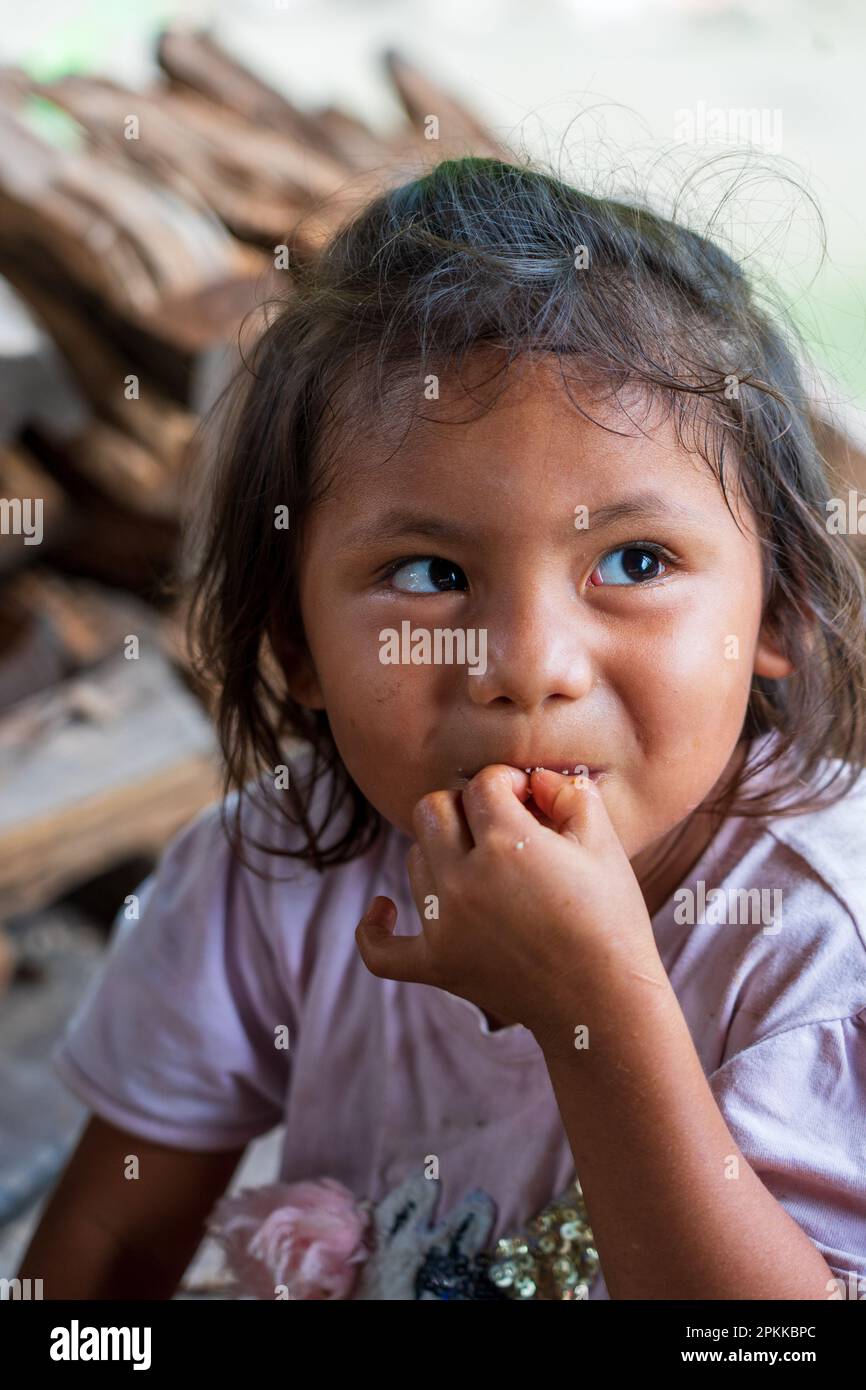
[289,352,792,903]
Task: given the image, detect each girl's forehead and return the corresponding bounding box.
[322,348,713,476]
[322,371,726,511]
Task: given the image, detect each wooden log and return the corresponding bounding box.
[3,246,269,409]
[383,48,513,160]
[60,420,179,518]
[39,75,345,246]
[0,267,197,470]
[0,104,269,348]
[0,572,70,712]
[137,83,392,256]
[156,27,349,162]
[155,31,507,222]
[0,567,173,729]
[316,103,409,166]
[1,568,165,680]
[0,646,220,918]
[0,274,89,447]
[0,445,68,574]
[12,432,179,592]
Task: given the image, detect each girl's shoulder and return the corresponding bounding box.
[719,731,866,942]
[152,740,394,897]
[742,737,866,952]
[51,744,400,1150]
[140,742,402,974]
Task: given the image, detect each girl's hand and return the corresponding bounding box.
[355,765,664,1050]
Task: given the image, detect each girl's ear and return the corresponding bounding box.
[286,656,326,710]
[270,630,326,709]
[753,618,795,679]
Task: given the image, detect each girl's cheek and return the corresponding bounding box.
[328,667,427,763]
[655,606,755,687]
[613,629,749,758]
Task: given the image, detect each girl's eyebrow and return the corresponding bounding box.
[588,492,704,527]
[343,491,702,551]
[343,511,475,550]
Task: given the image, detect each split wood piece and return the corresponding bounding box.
[58,420,180,519]
[161,89,338,244]
[163,88,395,251]
[0,274,89,447]
[156,30,503,198]
[0,444,68,575]
[1,265,197,471]
[0,104,269,348]
[15,445,179,592]
[315,103,414,166]
[50,73,403,258]
[0,570,85,714]
[150,96,425,259]
[156,27,350,163]
[0,646,220,918]
[157,28,453,173]
[133,262,288,356]
[382,49,514,162]
[0,249,217,412]
[19,250,275,407]
[39,75,350,247]
[0,563,159,721]
[2,568,162,674]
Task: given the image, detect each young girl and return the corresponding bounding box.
[20,157,866,1300]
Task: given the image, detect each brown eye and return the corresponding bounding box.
[387,557,467,593]
[591,545,667,586]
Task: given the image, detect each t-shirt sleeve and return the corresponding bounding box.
[708,1010,866,1286]
[51,799,295,1151]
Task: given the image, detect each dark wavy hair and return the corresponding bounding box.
[184,154,866,874]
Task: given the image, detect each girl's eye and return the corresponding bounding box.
[383,556,468,593]
[590,545,668,586]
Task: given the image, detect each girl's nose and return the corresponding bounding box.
[465,591,594,712]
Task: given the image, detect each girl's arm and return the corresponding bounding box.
[538,963,837,1300]
[16,1114,245,1299]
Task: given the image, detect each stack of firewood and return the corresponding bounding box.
[0,28,512,948]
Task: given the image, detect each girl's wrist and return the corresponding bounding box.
[529,939,676,1062]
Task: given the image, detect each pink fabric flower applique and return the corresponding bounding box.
[207,1171,505,1300]
[206,1178,373,1300]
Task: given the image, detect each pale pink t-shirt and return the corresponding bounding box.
[52,732,866,1297]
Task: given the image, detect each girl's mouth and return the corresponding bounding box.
[454,763,608,784]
